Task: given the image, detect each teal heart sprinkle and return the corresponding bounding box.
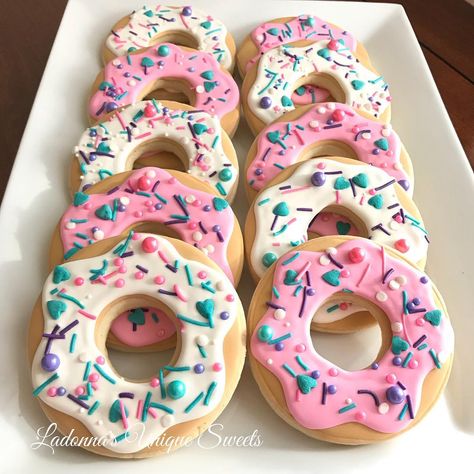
[317,48,331,60]
[334,176,350,190]
[296,374,317,394]
[95,204,113,220]
[109,399,128,423]
[267,27,280,36]
[281,95,293,107]
[204,81,217,92]
[352,173,369,188]
[283,269,302,286]
[128,308,146,326]
[143,9,153,17]
[193,123,208,135]
[322,269,341,286]
[47,300,67,320]
[141,57,154,68]
[295,86,306,96]
[52,265,71,284]
[200,70,214,80]
[200,20,211,29]
[267,130,280,144]
[97,141,111,153]
[351,80,365,90]
[367,194,384,209]
[424,309,442,326]
[336,221,351,235]
[73,191,89,207]
[212,197,228,211]
[391,336,409,355]
[272,202,289,216]
[196,299,215,320]
[374,138,389,151]
[98,81,113,91]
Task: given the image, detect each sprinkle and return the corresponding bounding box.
[184,392,205,413]
[198,345,207,358]
[83,361,92,381]
[93,363,116,384]
[177,314,210,327]
[296,355,309,370]
[429,348,441,368]
[338,402,357,414]
[417,343,428,351]
[184,264,193,286]
[282,363,297,377]
[268,333,292,345]
[382,268,394,284]
[119,392,134,399]
[216,182,227,196]
[402,351,413,368]
[258,198,270,206]
[88,400,100,415]
[357,389,380,406]
[114,432,130,443]
[158,371,165,399]
[204,381,217,406]
[374,179,396,191]
[402,290,408,315]
[321,382,328,405]
[282,252,300,265]
[398,403,409,420]
[356,263,371,287]
[154,192,168,204]
[142,391,152,421]
[69,333,77,353]
[78,309,97,320]
[406,394,415,419]
[57,291,84,309]
[272,286,280,298]
[119,400,129,429]
[201,281,216,293]
[326,304,339,313]
[67,394,89,409]
[33,373,59,396]
[413,335,427,348]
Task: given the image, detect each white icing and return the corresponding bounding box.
[31,234,241,454]
[74,100,237,196]
[106,5,233,70]
[248,42,391,123]
[250,158,428,277]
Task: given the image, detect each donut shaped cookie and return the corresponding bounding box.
[245,157,429,280]
[29,234,246,457]
[72,100,239,200]
[242,41,390,134]
[104,5,236,71]
[89,44,240,136]
[237,15,363,75]
[248,236,453,444]
[245,103,413,201]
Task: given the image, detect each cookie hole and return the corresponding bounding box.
[309,295,390,371]
[307,206,368,239]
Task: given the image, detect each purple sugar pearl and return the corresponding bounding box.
[420,276,429,284]
[327,384,337,394]
[311,171,326,187]
[155,203,163,210]
[194,364,205,374]
[203,205,211,212]
[386,385,405,404]
[220,311,229,320]
[254,168,263,176]
[371,362,379,370]
[212,225,221,232]
[41,353,60,372]
[105,102,118,113]
[275,342,285,351]
[311,370,320,379]
[259,96,272,109]
[182,6,192,16]
[306,288,316,296]
[57,387,66,396]
[393,356,403,366]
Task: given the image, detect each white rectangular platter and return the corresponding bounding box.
[0,1,473,472]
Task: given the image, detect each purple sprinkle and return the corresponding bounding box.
[152,180,160,192]
[266,301,285,310]
[106,186,120,195]
[59,319,79,335]
[199,221,208,234]
[166,264,178,273]
[67,394,89,409]
[413,334,427,348]
[374,179,396,191]
[136,264,148,274]
[119,392,135,399]
[382,268,394,284]
[328,253,343,269]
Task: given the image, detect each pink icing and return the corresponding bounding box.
[110,307,176,347]
[247,15,356,72]
[247,102,410,194]
[250,239,453,433]
[61,167,236,282]
[89,43,239,121]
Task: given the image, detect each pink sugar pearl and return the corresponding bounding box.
[340,269,350,278]
[47,387,57,397]
[135,271,144,280]
[142,236,158,253]
[118,265,127,273]
[167,177,177,185]
[226,294,235,302]
[150,377,160,387]
[132,232,141,240]
[212,362,223,372]
[114,258,124,267]
[188,222,198,230]
[74,277,84,286]
[115,278,125,288]
[88,373,99,383]
[96,356,105,365]
[192,200,202,207]
[386,373,397,384]
[355,411,367,422]
[154,275,165,285]
[409,359,419,369]
[329,368,339,377]
[295,343,306,353]
[317,162,326,170]
[75,386,85,396]
[198,271,207,279]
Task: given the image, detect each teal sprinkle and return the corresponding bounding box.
[429,349,441,369]
[88,400,100,415]
[273,224,288,236]
[83,361,92,381]
[50,288,58,295]
[293,285,303,297]
[211,136,219,148]
[198,344,207,358]
[402,290,408,315]
[204,382,217,406]
[296,355,309,371]
[57,292,84,309]
[258,198,270,206]
[73,242,84,249]
[114,432,130,443]
[215,182,227,196]
[142,391,152,421]
[398,403,409,420]
[184,264,193,286]
[296,124,304,130]
[282,363,297,377]
[154,192,168,204]
[268,333,291,345]
[184,392,204,413]
[417,343,428,351]
[404,213,420,225]
[402,351,413,368]
[205,28,222,36]
[274,163,285,170]
[249,179,255,186]
[258,69,277,95]
[75,232,88,240]
[89,260,108,281]
[327,304,340,313]
[132,75,142,82]
[86,382,93,397]
[159,370,165,399]
[282,252,300,265]
[98,169,113,180]
[149,402,174,414]
[177,314,210,327]
[71,218,88,223]
[113,230,134,256]
[201,281,216,294]
[152,98,160,113]
[136,191,151,197]
[93,363,116,384]
[127,55,132,65]
[33,373,59,396]
[69,333,77,353]
[272,286,280,298]
[170,214,189,221]
[338,403,357,414]
[116,91,128,101]
[163,365,190,372]
[410,222,429,235]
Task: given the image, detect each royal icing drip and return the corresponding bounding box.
[106,5,233,70]
[247,15,356,72]
[110,307,176,347]
[250,158,428,278]
[250,239,454,433]
[247,42,390,123]
[32,234,240,454]
[247,102,409,194]
[89,43,239,121]
[62,167,236,283]
[75,100,237,196]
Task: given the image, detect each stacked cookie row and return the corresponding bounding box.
[237,16,453,443]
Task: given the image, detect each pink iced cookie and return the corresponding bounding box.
[246,102,413,197]
[89,43,240,135]
[54,167,242,284]
[110,307,176,348]
[249,237,454,443]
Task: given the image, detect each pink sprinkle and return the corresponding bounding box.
[136,400,144,420]
[74,277,84,286]
[356,263,371,287]
[173,284,188,302]
[75,386,85,396]
[135,132,152,140]
[150,377,160,388]
[154,275,165,285]
[368,188,376,195]
[295,388,301,402]
[147,407,158,419]
[78,309,97,320]
[226,294,235,302]
[114,258,124,267]
[115,279,125,288]
[47,387,57,397]
[296,261,311,280]
[329,367,339,377]
[135,271,144,280]
[96,356,105,365]
[198,271,207,279]
[89,373,99,383]
[287,217,297,226]
[212,362,223,372]
[115,111,127,130]
[281,185,311,195]
[120,400,128,429]
[335,190,341,204]
[158,250,169,263]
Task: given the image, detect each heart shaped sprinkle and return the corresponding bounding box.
[424,309,442,326]
[352,173,369,188]
[391,336,409,355]
[95,204,113,220]
[47,300,67,320]
[367,194,384,209]
[272,202,289,216]
[212,197,228,212]
[336,221,351,235]
[128,308,146,326]
[52,265,71,284]
[297,374,317,394]
[73,191,89,207]
[322,269,341,286]
[334,176,350,190]
[109,399,128,423]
